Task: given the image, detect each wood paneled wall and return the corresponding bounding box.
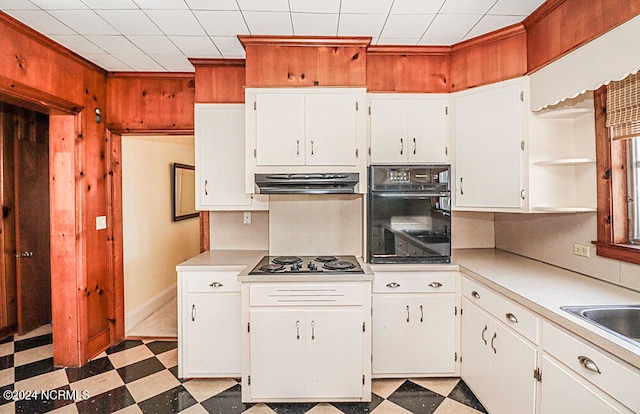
[106,73,195,134]
[525,0,640,73]
[240,36,369,87]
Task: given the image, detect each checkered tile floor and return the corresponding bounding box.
[0,325,488,413]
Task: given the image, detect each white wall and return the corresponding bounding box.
[495,212,640,292]
[122,135,200,318]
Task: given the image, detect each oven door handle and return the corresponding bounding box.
[372,192,450,198]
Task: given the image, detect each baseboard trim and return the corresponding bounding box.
[125,283,176,335]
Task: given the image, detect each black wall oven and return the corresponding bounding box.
[367,165,451,264]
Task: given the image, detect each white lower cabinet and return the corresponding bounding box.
[178,269,243,378]
[242,281,371,403]
[461,282,538,414]
[372,271,459,377]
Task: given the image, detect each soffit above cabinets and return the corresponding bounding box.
[1,0,545,72]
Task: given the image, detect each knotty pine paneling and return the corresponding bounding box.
[240,37,369,87]
[450,24,527,92]
[525,0,640,73]
[191,59,245,103]
[366,47,450,93]
[106,73,195,134]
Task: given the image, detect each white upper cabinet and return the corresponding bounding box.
[195,104,268,211]
[369,95,448,164]
[245,88,367,194]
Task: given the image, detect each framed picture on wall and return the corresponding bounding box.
[172,163,199,221]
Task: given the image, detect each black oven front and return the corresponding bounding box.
[367,165,451,264]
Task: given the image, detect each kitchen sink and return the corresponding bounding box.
[561,305,640,347]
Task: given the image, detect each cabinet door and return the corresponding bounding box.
[490,321,537,414]
[256,93,306,166]
[306,309,363,398]
[369,99,408,164]
[408,99,447,163]
[414,295,456,374]
[305,94,357,166]
[195,104,251,208]
[249,308,306,398]
[185,293,242,376]
[460,298,491,408]
[372,295,415,375]
[540,356,626,414]
[454,83,523,208]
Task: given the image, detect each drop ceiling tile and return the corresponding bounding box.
[127,35,181,54]
[29,0,88,9]
[337,13,387,38]
[130,0,188,9]
[465,15,523,39]
[4,10,75,34]
[390,0,445,15]
[85,35,142,54]
[185,0,238,10]
[81,0,138,9]
[169,35,221,58]
[48,34,105,53]
[489,0,546,15]
[340,0,393,14]
[194,10,249,36]
[380,14,435,39]
[439,0,496,14]
[96,10,162,35]
[150,54,194,71]
[112,53,165,71]
[48,9,119,34]
[292,13,338,36]
[243,11,293,35]
[211,36,246,58]
[84,53,132,71]
[0,0,39,9]
[144,10,206,36]
[290,0,340,13]
[237,0,289,12]
[423,13,480,40]
[376,37,420,45]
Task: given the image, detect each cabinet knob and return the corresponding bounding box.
[209,282,224,288]
[505,312,518,323]
[471,290,480,299]
[386,282,400,289]
[428,282,443,288]
[578,356,601,374]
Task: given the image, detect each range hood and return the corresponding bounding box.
[255,173,359,194]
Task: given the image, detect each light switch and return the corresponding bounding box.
[96,216,107,230]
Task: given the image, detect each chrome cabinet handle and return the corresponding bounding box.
[491,332,497,354]
[505,312,518,323]
[481,325,488,345]
[578,356,601,374]
[460,177,464,195]
[310,140,314,156]
[386,282,400,289]
[204,180,208,196]
[471,291,480,299]
[311,321,315,340]
[296,320,300,340]
[406,305,410,323]
[191,304,196,321]
[413,137,416,155]
[429,282,442,288]
[400,138,404,155]
[420,305,424,323]
[296,139,300,156]
[209,282,223,288]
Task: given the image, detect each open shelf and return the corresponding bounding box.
[534,108,594,120]
[534,158,596,166]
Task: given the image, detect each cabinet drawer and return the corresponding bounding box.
[185,272,241,293]
[373,272,457,293]
[250,282,368,306]
[543,322,640,413]
[462,277,538,344]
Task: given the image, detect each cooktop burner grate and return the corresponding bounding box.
[272,256,303,265]
[259,263,284,272]
[314,256,338,262]
[248,255,364,275]
[323,260,356,270]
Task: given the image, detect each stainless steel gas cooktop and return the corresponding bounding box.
[248,255,364,275]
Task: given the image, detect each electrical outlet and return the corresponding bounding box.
[573,243,590,258]
[243,211,251,224]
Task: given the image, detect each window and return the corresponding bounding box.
[595,73,640,265]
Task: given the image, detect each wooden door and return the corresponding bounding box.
[15,110,51,335]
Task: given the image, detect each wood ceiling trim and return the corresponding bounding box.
[238,35,372,48]
[0,75,82,114]
[189,58,245,68]
[451,23,526,53]
[366,45,451,56]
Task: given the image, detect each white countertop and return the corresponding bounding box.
[453,248,640,369]
[176,250,268,272]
